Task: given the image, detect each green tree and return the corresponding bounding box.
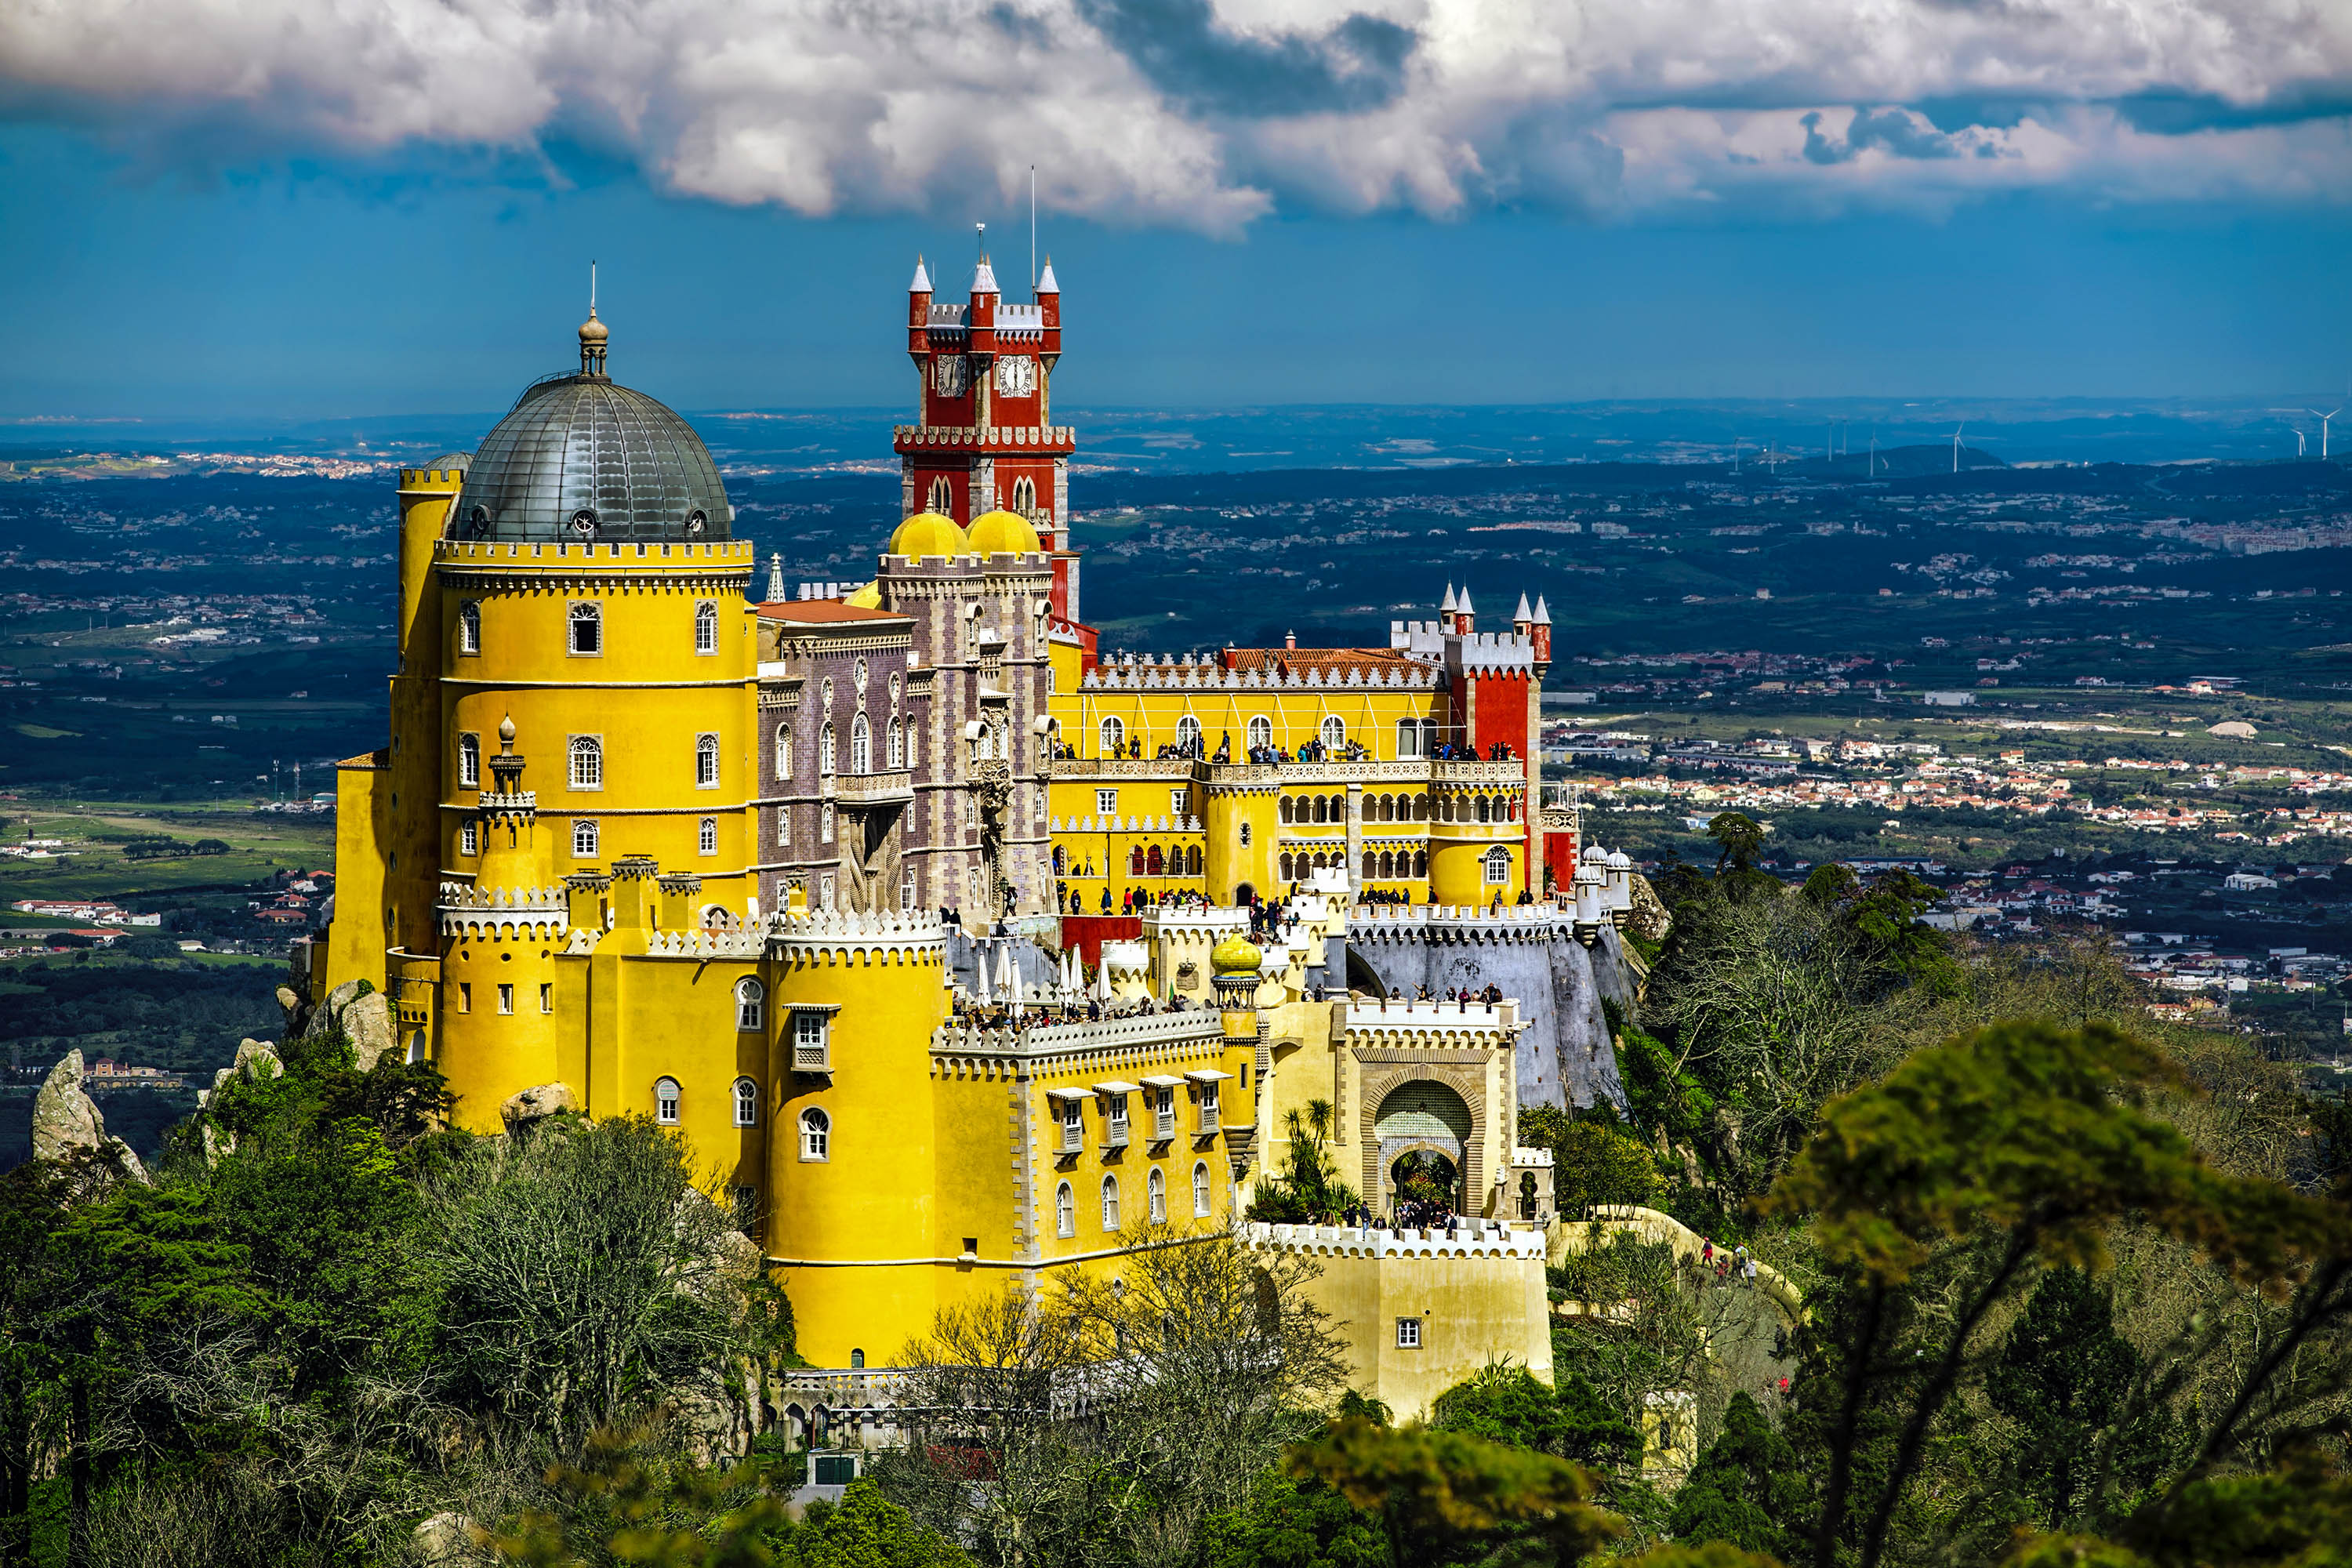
[1522,1105,1660,1214]
[1288,1416,1622,1568]
[1200,1466,1391,1568]
[1247,1101,1362,1223]
[1987,1269,2165,1528]
[1431,1365,1638,1471]
[782,1478,969,1568]
[1668,1393,1806,1559]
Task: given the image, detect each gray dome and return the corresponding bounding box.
[450,373,730,544]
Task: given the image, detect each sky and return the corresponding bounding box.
[2,0,2349,423]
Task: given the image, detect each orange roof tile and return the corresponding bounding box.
[758,601,909,625]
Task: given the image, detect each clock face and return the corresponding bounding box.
[932,355,967,397]
[993,355,1036,397]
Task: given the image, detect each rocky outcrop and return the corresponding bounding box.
[32,1051,148,1184]
[343,989,397,1072]
[499,1082,576,1134]
[412,1512,484,1566]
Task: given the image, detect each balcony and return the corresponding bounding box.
[793,1037,831,1073]
[1197,1099,1221,1135]
[832,768,913,806]
[1059,1121,1084,1156]
[1103,1116,1130,1149]
[1154,1109,1177,1142]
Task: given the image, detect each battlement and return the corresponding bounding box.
[437,880,569,938]
[1083,656,1438,691]
[1345,903,1566,946]
[932,1007,1225,1062]
[767,908,948,961]
[399,467,469,488]
[433,539,753,566]
[1237,1219,1545,1261]
[892,424,1075,448]
[1051,814,1203,834]
[644,925,763,960]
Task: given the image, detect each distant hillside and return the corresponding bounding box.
[1794,443,2008,479]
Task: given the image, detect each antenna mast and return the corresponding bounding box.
[1029,165,1037,294]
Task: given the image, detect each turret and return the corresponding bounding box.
[907,256,931,358]
[1530,595,1552,666]
[1439,584,1458,634]
[1037,256,1062,364]
[1512,593,1534,641]
[1455,587,1475,636]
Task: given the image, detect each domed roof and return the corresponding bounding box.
[844,579,882,608]
[887,512,967,560]
[449,323,730,545]
[967,508,1041,555]
[1210,932,1264,976]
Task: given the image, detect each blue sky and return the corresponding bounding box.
[2,0,2347,423]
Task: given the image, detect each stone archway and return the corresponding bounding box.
[1371,1080,1472,1217]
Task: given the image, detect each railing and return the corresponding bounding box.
[1104,1115,1130,1149]
[793,1037,831,1073]
[1154,1108,1177,1141]
[1060,1120,1083,1155]
[1428,760,1531,784]
[1198,1098,1221,1135]
[833,768,913,804]
[1238,1220,1546,1260]
[1054,757,1198,779]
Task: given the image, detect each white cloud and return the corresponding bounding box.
[1,0,2346,229]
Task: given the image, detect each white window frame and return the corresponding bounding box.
[735,978,764,1031]
[696,733,720,789]
[851,712,871,774]
[1396,1316,1421,1349]
[457,732,480,788]
[1100,1174,1120,1232]
[887,717,905,769]
[572,818,600,858]
[699,816,717,855]
[1247,715,1271,750]
[1096,788,1117,816]
[821,720,837,777]
[1320,715,1346,749]
[568,735,604,791]
[901,866,918,911]
[1175,714,1200,751]
[1170,789,1187,818]
[654,1076,681,1125]
[819,871,836,909]
[1193,1160,1211,1218]
[1148,1166,1167,1223]
[733,1076,759,1127]
[774,723,791,780]
[1396,717,1421,758]
[459,821,478,857]
[1484,847,1512,886]
[1055,1181,1075,1238]
[456,600,481,655]
[568,601,602,656]
[694,600,719,655]
[800,1106,830,1160]
[820,803,834,844]
[1098,716,1123,756]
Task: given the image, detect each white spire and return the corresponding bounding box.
[1532,594,1552,625]
[1440,583,1457,613]
[768,554,786,602]
[1514,592,1533,622]
[972,255,999,294]
[1457,587,1474,618]
[1037,256,1059,294]
[909,255,931,292]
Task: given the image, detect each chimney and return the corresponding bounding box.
[1284,630,1296,650]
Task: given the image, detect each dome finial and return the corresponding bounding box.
[579,259,609,378]
[499,713,517,750]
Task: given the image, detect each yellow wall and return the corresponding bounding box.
[322,757,390,1000]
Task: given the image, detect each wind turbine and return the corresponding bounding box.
[1951,423,1966,474]
[2293,427,2309,459]
[2310,408,2343,459]
[1868,427,1879,477]
[1732,437,1747,473]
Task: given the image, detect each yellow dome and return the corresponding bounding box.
[887,512,967,560]
[967,509,1042,555]
[1210,932,1264,976]
[844,579,882,608]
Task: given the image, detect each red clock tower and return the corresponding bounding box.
[895,249,1082,622]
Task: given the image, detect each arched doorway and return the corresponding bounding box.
[1391,1149,1459,1221]
[1373,1080,1472,1220]
[1234,881,1255,906]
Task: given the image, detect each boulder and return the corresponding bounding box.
[344,989,397,1072]
[276,983,307,1036]
[234,1038,285,1080]
[412,1512,481,1566]
[499,1081,576,1133]
[31,1051,148,1185]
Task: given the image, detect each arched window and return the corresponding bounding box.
[1247,716,1271,750]
[457,601,481,655]
[1362,850,1377,880]
[1146,845,1165,876]
[569,735,603,789]
[1279,797,1294,824]
[735,978,764,1029]
[1098,717,1123,756]
[1320,715,1345,749]
[1378,851,1395,878]
[851,713,871,774]
[1185,845,1201,876]
[573,818,599,858]
[1176,715,1200,753]
[1053,845,1068,874]
[734,1077,759,1127]
[774,724,791,779]
[1396,716,1421,757]
[1484,847,1512,886]
[654,1076,681,1125]
[1192,1161,1211,1218]
[1311,796,1327,825]
[1415,793,1431,821]
[901,866,918,911]
[820,802,834,844]
[696,733,720,787]
[695,600,718,655]
[887,717,904,769]
[1279,851,1294,880]
[1148,1166,1167,1223]
[1477,795,1491,823]
[1056,1181,1075,1238]
[1129,845,1145,875]
[1414,848,1429,877]
[457,731,480,788]
[568,601,601,655]
[1012,475,1036,515]
[820,721,836,776]
[1100,1175,1120,1231]
[800,1107,830,1160]
[927,475,953,514]
[699,816,717,855]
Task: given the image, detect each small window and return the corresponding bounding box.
[1396,717,1421,758]
[777,807,790,845]
[1239,822,1251,848]
[572,818,599,858]
[734,1076,759,1127]
[1320,715,1345,749]
[821,804,834,844]
[887,717,905,769]
[901,866,918,911]
[821,721,837,777]
[459,821,478,857]
[800,1107,830,1161]
[655,1076,681,1125]
[1192,1160,1211,1218]
[851,713,871,774]
[1099,716,1123,756]
[1247,716,1271,750]
[1101,1175,1120,1232]
[1056,1181,1075,1238]
[1175,715,1200,752]
[540,982,553,1014]
[458,982,471,1013]
[457,732,480,788]
[820,872,836,909]
[699,816,717,855]
[794,1009,828,1056]
[1396,1317,1421,1349]
[1149,1167,1167,1223]
[568,601,601,655]
[1484,847,1512,886]
[1170,789,1187,818]
[569,735,603,789]
[457,601,481,655]
[1096,788,1117,816]
[696,733,720,788]
[774,723,791,779]
[497,982,514,1015]
[735,978,764,1031]
[695,600,718,655]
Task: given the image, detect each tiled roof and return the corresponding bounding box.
[758,601,909,625]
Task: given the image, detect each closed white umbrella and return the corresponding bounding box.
[994,941,1014,998]
[1009,949,1025,1022]
[975,942,994,1007]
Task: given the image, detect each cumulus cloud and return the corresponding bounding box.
[0,0,2347,229]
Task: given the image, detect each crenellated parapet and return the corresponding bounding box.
[767,908,948,966]
[643,925,764,960]
[1346,904,1565,947]
[1081,654,1442,692]
[438,880,569,938]
[1237,1218,1546,1261]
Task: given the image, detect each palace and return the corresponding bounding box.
[313,258,1647,1419]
